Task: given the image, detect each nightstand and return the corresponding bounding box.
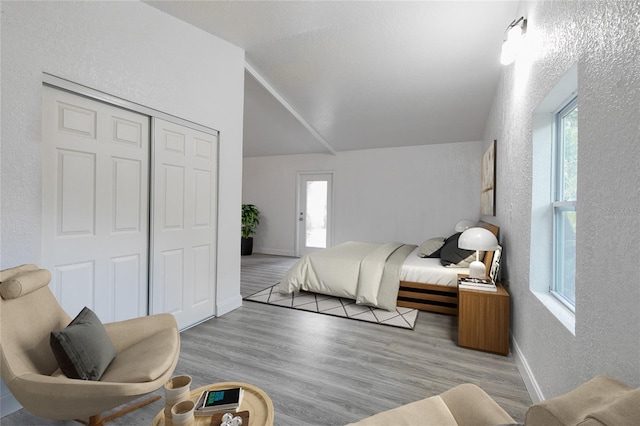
[457,281,510,356]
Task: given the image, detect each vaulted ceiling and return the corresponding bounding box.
[146,1,519,157]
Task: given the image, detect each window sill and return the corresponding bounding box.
[532,290,576,335]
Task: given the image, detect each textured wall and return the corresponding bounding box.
[483,0,640,399]
[0,1,245,415]
[243,141,483,256]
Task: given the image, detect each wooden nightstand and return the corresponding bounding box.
[457,281,510,356]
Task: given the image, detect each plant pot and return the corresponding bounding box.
[241,237,254,256]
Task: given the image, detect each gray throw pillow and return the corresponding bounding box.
[417,237,446,258]
[50,306,116,380]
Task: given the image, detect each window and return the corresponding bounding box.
[530,64,577,332]
[552,97,578,309]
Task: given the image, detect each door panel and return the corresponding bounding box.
[194,170,212,227]
[42,86,150,322]
[55,261,95,318]
[56,150,96,235]
[111,254,143,320]
[151,118,218,329]
[158,248,185,313]
[161,164,186,229]
[112,157,143,232]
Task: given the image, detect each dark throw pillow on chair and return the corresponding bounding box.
[50,306,116,380]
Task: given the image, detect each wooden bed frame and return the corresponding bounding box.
[396,221,500,316]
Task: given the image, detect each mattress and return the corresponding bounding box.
[400,247,469,287]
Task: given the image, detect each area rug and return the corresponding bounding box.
[244,284,418,330]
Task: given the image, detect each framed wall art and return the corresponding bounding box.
[481,140,496,216]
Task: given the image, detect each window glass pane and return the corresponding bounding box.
[554,208,576,306]
[553,97,577,310]
[560,104,578,201]
[305,181,327,248]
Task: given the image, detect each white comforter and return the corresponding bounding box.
[278,241,417,311]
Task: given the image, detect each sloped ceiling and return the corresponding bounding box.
[146,1,519,157]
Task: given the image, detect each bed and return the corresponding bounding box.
[397,222,500,315]
[278,221,500,315]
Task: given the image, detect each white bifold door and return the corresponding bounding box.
[151,118,217,328]
[42,86,150,322]
[42,87,218,329]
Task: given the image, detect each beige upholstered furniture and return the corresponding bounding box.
[346,383,515,426]
[348,375,640,426]
[0,264,180,426]
[526,375,639,426]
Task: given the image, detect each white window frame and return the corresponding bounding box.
[551,97,577,311]
[530,63,577,334]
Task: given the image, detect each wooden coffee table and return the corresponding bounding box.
[152,382,274,426]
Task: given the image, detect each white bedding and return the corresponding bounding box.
[278,241,416,311]
[400,247,469,287]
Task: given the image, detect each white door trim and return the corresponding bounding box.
[42,73,219,137]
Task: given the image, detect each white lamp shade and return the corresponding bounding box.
[454,220,475,232]
[458,227,499,251]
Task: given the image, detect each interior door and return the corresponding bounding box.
[151,118,218,329]
[296,172,333,256]
[41,86,150,322]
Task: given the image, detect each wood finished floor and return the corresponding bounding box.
[2,254,531,425]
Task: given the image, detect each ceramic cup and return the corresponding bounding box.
[171,400,195,426]
[164,375,192,419]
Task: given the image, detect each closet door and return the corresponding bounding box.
[151,118,218,329]
[42,86,150,322]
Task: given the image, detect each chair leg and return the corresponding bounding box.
[75,395,162,426]
[74,416,100,426]
[87,414,103,426]
[101,395,161,423]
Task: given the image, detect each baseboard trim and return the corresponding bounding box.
[216,294,242,317]
[512,336,545,403]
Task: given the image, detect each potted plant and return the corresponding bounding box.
[241,204,260,255]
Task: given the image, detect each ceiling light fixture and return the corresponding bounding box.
[500,17,527,65]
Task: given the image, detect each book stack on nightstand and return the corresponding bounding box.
[457,275,510,356]
[457,276,497,292]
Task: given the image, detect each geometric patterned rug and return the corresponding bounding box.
[244,284,418,330]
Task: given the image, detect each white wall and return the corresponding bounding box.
[483,0,640,400]
[0,1,244,416]
[243,141,483,255]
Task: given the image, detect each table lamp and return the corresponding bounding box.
[458,227,500,279]
[454,220,475,232]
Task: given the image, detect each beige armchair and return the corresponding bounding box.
[348,375,640,425]
[0,264,180,426]
[346,383,515,426]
